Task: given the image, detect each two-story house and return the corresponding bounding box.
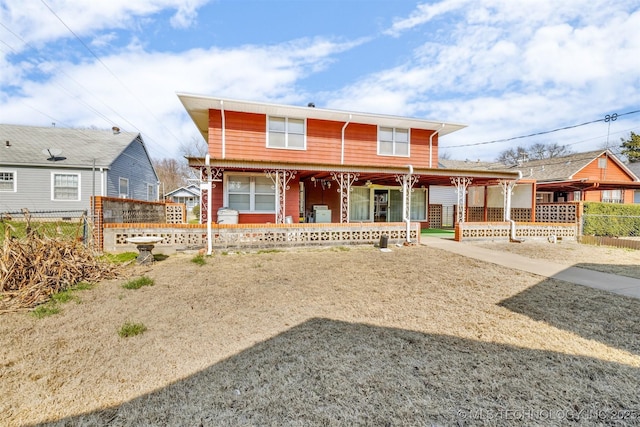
[0,124,159,214]
[177,94,523,227]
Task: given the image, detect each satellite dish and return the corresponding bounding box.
[42,148,65,161]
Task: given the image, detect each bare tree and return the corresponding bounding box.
[153,158,192,197]
[497,143,571,165]
[153,136,208,197]
[497,146,529,166]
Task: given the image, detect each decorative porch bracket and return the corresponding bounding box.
[395,172,420,223]
[498,179,517,221]
[450,177,473,224]
[265,169,297,223]
[330,172,359,223]
[198,167,223,224]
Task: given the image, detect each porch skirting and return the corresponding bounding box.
[102,222,420,254]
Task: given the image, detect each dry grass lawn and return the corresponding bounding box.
[1,239,640,426]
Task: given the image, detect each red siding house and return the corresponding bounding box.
[527,150,640,204]
[178,94,522,227]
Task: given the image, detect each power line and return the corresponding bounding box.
[445,109,640,148]
[38,0,184,155]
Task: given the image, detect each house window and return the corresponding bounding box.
[226,174,275,212]
[598,158,607,168]
[378,127,409,156]
[147,184,155,201]
[350,187,371,221]
[53,173,80,200]
[602,189,623,203]
[119,178,129,198]
[267,116,305,149]
[0,171,16,192]
[410,189,427,221]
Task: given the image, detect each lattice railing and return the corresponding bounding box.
[103,222,420,253]
[536,203,578,223]
[467,207,484,222]
[428,205,442,228]
[456,222,577,241]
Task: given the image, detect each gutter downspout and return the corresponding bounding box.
[341,114,352,165]
[509,170,523,242]
[220,100,226,159]
[429,124,445,168]
[404,164,414,243]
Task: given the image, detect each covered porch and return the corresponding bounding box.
[190,158,524,230]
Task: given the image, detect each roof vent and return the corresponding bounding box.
[5,140,10,148]
[307,102,315,108]
[112,126,120,134]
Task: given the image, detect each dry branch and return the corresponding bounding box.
[0,233,120,312]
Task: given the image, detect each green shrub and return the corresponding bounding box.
[118,322,147,338]
[191,254,206,266]
[101,252,139,264]
[122,276,155,290]
[31,304,60,318]
[583,202,640,236]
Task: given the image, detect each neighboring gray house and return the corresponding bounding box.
[0,124,159,214]
[164,184,200,212]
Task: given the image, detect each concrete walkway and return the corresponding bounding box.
[422,237,640,299]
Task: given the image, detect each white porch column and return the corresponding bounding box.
[200,160,223,255]
[498,179,517,221]
[265,169,297,223]
[450,177,472,224]
[330,172,359,223]
[395,169,419,243]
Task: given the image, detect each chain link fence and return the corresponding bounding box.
[0,210,90,244]
[580,213,640,250]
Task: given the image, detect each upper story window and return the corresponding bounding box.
[119,177,129,198]
[0,171,16,192]
[53,173,80,201]
[267,116,305,150]
[378,127,409,156]
[226,174,276,212]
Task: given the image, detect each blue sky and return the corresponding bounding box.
[1,0,639,161]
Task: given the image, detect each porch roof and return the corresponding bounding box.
[177,93,467,139]
[535,179,640,192]
[186,157,522,187]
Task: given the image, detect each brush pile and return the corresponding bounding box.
[0,226,120,313]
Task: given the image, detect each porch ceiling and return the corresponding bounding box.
[187,157,522,187]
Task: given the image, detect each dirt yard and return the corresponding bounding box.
[2,239,640,426]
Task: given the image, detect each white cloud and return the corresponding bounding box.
[0,0,211,50]
[336,0,640,160]
[0,36,357,158]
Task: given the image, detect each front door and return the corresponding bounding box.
[374,190,387,222]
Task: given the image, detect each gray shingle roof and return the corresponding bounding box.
[0,124,142,168]
[442,150,639,182]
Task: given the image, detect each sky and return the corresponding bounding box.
[1,0,639,162]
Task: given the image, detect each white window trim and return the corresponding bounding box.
[224,172,276,213]
[51,172,81,201]
[266,116,307,150]
[377,126,410,157]
[119,177,129,198]
[0,170,17,192]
